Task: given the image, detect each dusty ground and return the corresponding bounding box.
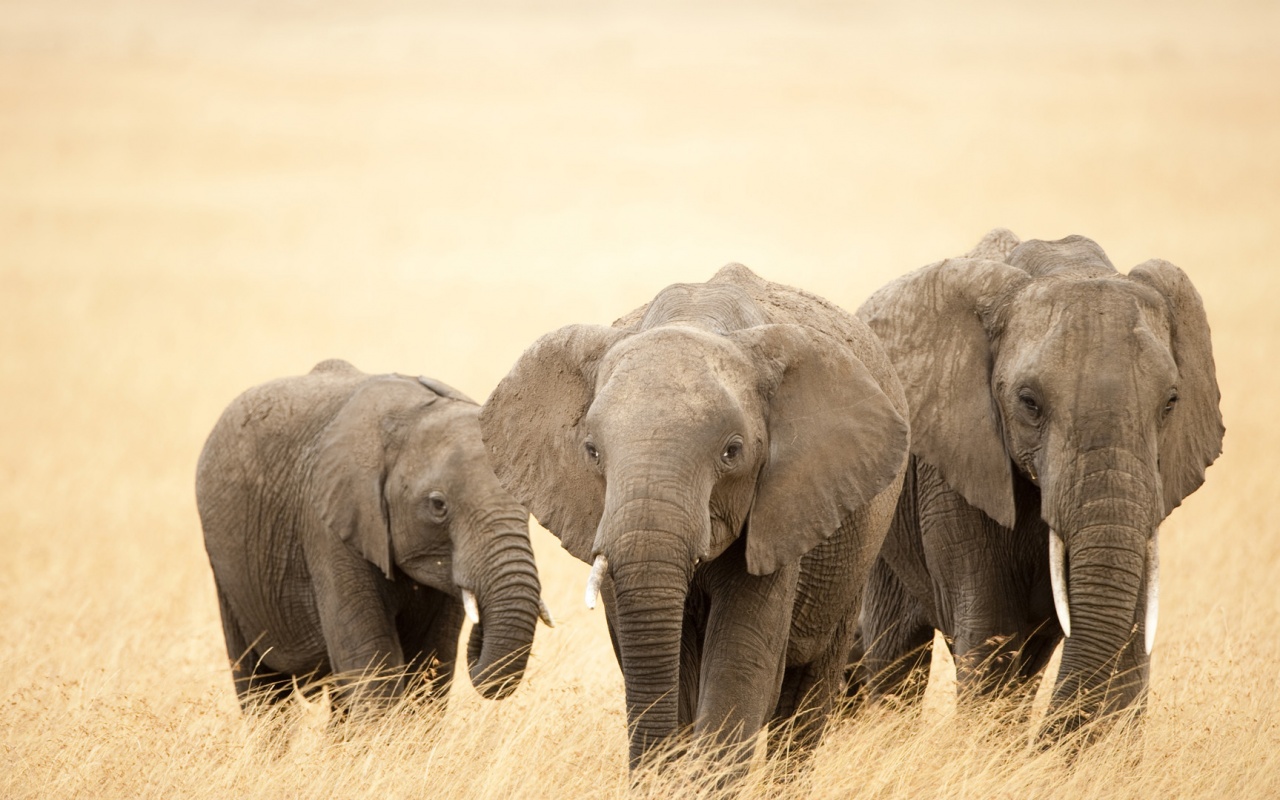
[2,1,1278,796]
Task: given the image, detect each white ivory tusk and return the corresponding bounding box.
[1145,530,1160,655]
[1049,528,1072,638]
[538,597,556,628]
[585,554,609,610]
[462,589,480,625]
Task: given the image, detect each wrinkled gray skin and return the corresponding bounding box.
[196,359,542,712]
[851,229,1223,740]
[480,265,910,774]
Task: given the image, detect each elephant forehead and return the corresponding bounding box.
[590,329,758,428]
[1001,280,1176,386]
[397,407,488,476]
[639,281,768,333]
[599,327,757,390]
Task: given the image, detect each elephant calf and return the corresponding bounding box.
[196,359,548,713]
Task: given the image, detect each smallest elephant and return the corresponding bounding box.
[196,359,549,713]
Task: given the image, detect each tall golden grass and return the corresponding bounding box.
[2,1,1277,796]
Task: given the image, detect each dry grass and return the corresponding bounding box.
[2,0,1278,796]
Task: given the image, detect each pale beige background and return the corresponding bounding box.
[2,1,1277,796]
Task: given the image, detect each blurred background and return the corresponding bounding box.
[2,0,1277,795]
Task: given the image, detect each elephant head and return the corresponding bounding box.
[479,280,908,766]
[859,233,1223,735]
[312,370,544,698]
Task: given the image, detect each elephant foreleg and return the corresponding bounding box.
[396,586,465,703]
[694,544,797,771]
[679,588,709,730]
[855,555,934,706]
[770,608,857,762]
[310,559,407,713]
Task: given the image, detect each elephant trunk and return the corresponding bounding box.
[1042,445,1157,738]
[606,527,697,770]
[462,515,542,699]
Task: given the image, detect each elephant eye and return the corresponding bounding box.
[584,441,601,464]
[1163,391,1179,416]
[721,438,743,464]
[427,491,449,519]
[1018,390,1041,418]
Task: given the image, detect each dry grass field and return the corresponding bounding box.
[3,0,1278,796]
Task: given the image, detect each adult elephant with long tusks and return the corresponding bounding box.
[850,229,1223,741]
[196,359,549,714]
[480,265,910,775]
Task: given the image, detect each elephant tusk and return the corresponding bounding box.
[462,589,480,625]
[584,554,609,610]
[538,597,556,628]
[1049,528,1072,638]
[1145,530,1160,655]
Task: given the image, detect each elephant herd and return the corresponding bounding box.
[195,228,1223,779]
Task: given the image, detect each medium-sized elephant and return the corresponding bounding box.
[196,359,550,713]
[480,265,910,774]
[851,229,1223,740]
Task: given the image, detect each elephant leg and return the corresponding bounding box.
[694,542,797,771]
[855,555,934,706]
[1012,626,1059,695]
[396,586,464,702]
[679,588,708,729]
[310,562,406,712]
[769,609,857,762]
[215,579,294,710]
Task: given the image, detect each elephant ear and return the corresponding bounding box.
[732,324,910,576]
[479,325,629,563]
[857,258,1030,529]
[1129,259,1224,518]
[313,377,431,579]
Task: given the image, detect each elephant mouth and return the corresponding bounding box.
[457,584,556,630]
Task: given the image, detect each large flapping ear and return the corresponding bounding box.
[312,377,432,579]
[479,325,629,563]
[731,324,910,576]
[1129,259,1225,518]
[857,259,1031,528]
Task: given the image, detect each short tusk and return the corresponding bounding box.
[1145,530,1160,654]
[462,589,480,625]
[584,554,609,610]
[1049,528,1072,638]
[538,597,556,628]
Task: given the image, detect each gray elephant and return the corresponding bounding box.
[196,359,549,713]
[479,265,910,773]
[851,229,1223,740]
